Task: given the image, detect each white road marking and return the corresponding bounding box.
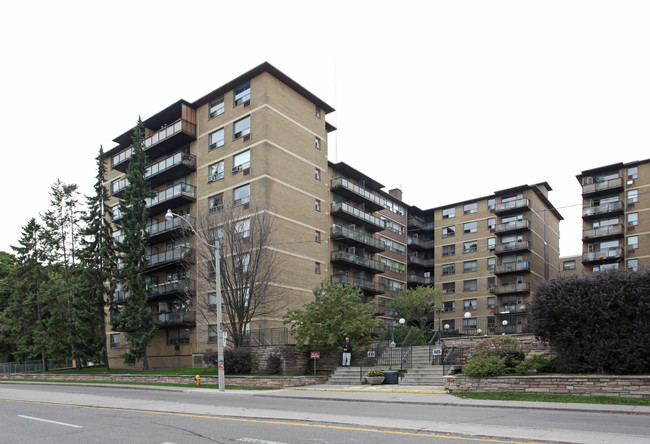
[17,415,83,428]
[238,439,288,444]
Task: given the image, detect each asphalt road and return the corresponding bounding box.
[1,382,649,444]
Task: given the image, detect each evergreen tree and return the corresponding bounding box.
[114,117,157,369]
[0,251,17,361]
[78,146,118,369]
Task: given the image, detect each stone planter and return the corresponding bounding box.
[367,376,385,385]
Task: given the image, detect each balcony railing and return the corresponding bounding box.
[330,250,385,273]
[582,248,623,263]
[150,279,195,298]
[155,311,196,326]
[112,118,197,169]
[497,303,530,314]
[331,177,387,209]
[582,201,623,218]
[495,282,531,294]
[494,240,530,254]
[582,224,624,240]
[494,198,530,214]
[331,274,385,293]
[331,202,385,231]
[582,177,623,196]
[407,273,433,285]
[147,247,194,267]
[146,151,196,179]
[494,219,530,234]
[146,183,196,208]
[331,225,383,250]
[407,255,434,267]
[494,260,530,274]
[407,236,434,249]
[146,215,193,238]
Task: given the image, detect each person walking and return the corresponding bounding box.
[342,336,352,366]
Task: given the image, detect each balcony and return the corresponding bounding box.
[150,279,195,301]
[407,255,434,268]
[147,215,193,243]
[330,177,386,211]
[495,282,531,294]
[147,183,196,217]
[497,303,530,314]
[407,216,434,231]
[331,274,385,294]
[407,273,433,285]
[331,202,385,232]
[330,225,383,252]
[494,198,530,215]
[582,248,624,264]
[146,152,196,189]
[582,201,624,220]
[330,250,385,274]
[155,311,196,328]
[582,224,624,242]
[407,236,434,250]
[494,260,530,275]
[494,219,530,235]
[147,247,194,270]
[494,240,530,255]
[582,176,623,198]
[112,118,197,172]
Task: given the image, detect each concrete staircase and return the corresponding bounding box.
[327,345,446,388]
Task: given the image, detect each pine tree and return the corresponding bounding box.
[114,117,157,369]
[78,146,118,369]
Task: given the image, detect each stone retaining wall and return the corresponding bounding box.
[0,373,327,389]
[444,375,650,398]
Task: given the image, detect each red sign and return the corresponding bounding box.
[310,352,320,359]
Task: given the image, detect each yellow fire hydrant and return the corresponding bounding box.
[195,374,201,388]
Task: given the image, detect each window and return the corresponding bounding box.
[442,207,455,219]
[381,217,405,235]
[502,193,523,203]
[487,217,496,230]
[315,262,321,274]
[385,200,405,216]
[628,259,639,271]
[487,237,496,250]
[442,244,455,257]
[381,237,406,255]
[442,264,455,275]
[234,184,251,206]
[464,203,478,215]
[442,226,455,238]
[208,292,223,311]
[234,82,251,106]
[563,260,576,270]
[463,318,477,329]
[463,222,477,234]
[593,217,619,228]
[463,280,477,292]
[382,277,405,292]
[167,328,190,346]
[628,213,638,227]
[487,198,495,211]
[487,257,496,272]
[463,260,477,273]
[209,128,225,150]
[235,253,250,273]
[233,150,250,171]
[381,257,405,274]
[628,166,638,180]
[209,97,224,118]
[234,116,251,140]
[487,297,496,309]
[315,230,321,243]
[208,325,219,343]
[209,193,224,213]
[110,333,121,348]
[315,199,321,212]
[628,236,638,250]
[315,137,321,150]
[627,189,638,204]
[315,168,321,181]
[463,298,478,310]
[442,282,455,294]
[444,301,455,312]
[463,240,478,253]
[315,105,321,118]
[234,218,250,239]
[208,161,224,182]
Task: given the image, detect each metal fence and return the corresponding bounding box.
[1,358,73,374]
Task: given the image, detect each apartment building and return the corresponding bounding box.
[560,255,585,275]
[576,159,650,273]
[433,184,562,335]
[105,63,335,368]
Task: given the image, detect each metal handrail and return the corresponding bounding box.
[428,329,442,363]
[442,346,464,376]
[359,340,389,382]
[398,330,414,377]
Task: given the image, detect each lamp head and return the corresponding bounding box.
[399,318,405,325]
[165,209,173,221]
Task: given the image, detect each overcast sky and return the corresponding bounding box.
[1,1,649,257]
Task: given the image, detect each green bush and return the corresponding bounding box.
[463,356,507,377]
[266,351,282,374]
[473,336,520,354]
[367,369,384,377]
[526,355,555,373]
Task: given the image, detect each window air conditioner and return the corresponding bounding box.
[232,165,243,173]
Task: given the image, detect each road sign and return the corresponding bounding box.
[432,348,442,356]
[310,352,320,359]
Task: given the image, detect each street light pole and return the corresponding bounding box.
[166,209,225,392]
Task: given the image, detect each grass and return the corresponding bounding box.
[455,391,650,406]
[4,378,276,390]
[39,366,289,377]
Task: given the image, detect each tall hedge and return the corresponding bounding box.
[530,269,650,374]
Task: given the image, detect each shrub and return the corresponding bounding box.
[527,354,555,373]
[463,356,506,377]
[225,348,256,374]
[473,336,520,354]
[367,369,384,377]
[267,351,282,374]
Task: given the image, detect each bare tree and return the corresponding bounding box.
[188,203,283,347]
